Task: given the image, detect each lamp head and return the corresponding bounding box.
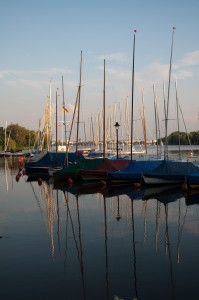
[114,122,120,129]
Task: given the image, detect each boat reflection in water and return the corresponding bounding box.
[1,158,199,300]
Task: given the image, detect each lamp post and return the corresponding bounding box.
[114,122,120,159]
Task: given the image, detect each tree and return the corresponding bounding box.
[0,124,37,150]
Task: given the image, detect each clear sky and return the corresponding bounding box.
[1,0,199,141]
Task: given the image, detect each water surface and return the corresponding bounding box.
[0,156,199,300]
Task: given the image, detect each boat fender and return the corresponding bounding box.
[133,182,141,188]
[68,177,73,185]
[188,151,193,157]
[100,180,106,186]
[38,178,43,186]
[182,183,188,191]
[18,156,24,166]
[15,174,20,182]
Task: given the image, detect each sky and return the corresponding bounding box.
[1,0,199,142]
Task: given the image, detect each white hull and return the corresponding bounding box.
[143,175,183,185]
[48,167,62,176]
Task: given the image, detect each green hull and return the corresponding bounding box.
[53,158,104,181]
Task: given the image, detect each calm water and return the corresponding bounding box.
[0,154,199,300]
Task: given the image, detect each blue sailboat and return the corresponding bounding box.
[25,151,85,176]
[108,160,162,185]
[143,160,198,185]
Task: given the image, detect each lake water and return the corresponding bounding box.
[0,153,199,300]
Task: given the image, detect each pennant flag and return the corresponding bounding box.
[62,106,69,113]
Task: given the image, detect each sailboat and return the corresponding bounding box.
[25,82,85,176]
[77,59,131,183]
[142,27,196,185]
[52,51,105,183]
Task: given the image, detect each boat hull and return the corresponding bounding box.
[143,175,184,185]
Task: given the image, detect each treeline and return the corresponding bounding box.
[160,131,199,145]
[0,124,199,150]
[0,124,37,150]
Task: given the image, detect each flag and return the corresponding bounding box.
[62,106,69,113]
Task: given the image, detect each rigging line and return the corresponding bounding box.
[64,86,80,167]
[164,27,176,159]
[178,103,193,150]
[131,30,136,161]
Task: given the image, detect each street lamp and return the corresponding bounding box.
[114,121,120,159]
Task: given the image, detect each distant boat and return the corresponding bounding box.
[0,149,25,158]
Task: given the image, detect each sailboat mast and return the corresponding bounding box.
[175,80,181,159]
[153,84,159,156]
[55,88,59,155]
[76,51,83,158]
[164,27,176,159]
[141,90,147,155]
[49,80,52,151]
[103,59,106,159]
[131,30,136,161]
[62,76,67,147]
[4,121,7,152]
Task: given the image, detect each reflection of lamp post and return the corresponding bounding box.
[114,122,120,159]
[116,196,121,221]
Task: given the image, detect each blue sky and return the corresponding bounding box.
[1,0,199,141]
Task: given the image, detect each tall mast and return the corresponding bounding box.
[4,121,7,152]
[153,83,159,156]
[49,80,52,151]
[164,27,176,159]
[62,76,67,147]
[141,90,147,155]
[55,88,59,155]
[76,51,83,158]
[103,59,106,159]
[131,30,136,161]
[175,80,181,159]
